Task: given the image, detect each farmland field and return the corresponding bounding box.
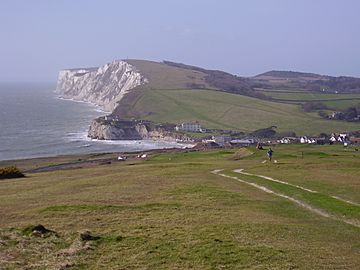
[256,89,360,110]
[1,144,360,269]
[121,89,360,135]
[258,90,360,101]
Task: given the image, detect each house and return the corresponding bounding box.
[212,136,232,146]
[175,122,204,133]
[330,111,344,119]
[329,133,349,143]
[339,133,348,140]
[279,137,298,144]
[230,139,255,146]
[329,135,337,143]
[300,136,325,144]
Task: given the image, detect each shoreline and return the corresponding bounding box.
[0,141,194,162]
[0,90,194,162]
[0,147,197,174]
[54,95,111,114]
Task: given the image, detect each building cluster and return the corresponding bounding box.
[204,133,360,148]
[202,136,255,147]
[277,133,360,146]
[174,121,360,147]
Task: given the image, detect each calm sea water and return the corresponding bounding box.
[0,83,186,161]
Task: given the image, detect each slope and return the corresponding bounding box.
[114,88,360,135]
[252,70,360,93]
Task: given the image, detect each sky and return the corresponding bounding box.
[0,0,359,82]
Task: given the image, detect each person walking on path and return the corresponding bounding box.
[267,148,273,161]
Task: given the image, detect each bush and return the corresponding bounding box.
[276,131,297,139]
[0,166,25,179]
[302,102,328,112]
[251,126,277,138]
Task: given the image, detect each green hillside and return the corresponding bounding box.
[252,70,360,93]
[259,90,360,101]
[1,145,360,269]
[110,60,360,136]
[256,89,360,111]
[116,88,360,135]
[125,59,213,90]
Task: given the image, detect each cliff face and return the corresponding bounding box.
[56,60,148,112]
[88,118,193,142]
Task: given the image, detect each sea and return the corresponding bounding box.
[0,83,188,161]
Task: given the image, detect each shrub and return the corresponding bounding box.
[251,126,277,138]
[302,102,328,112]
[276,131,297,139]
[0,166,25,179]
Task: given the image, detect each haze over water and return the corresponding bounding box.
[0,83,186,161]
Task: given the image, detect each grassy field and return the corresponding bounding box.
[112,62,360,135]
[120,88,360,135]
[256,89,360,110]
[1,144,360,269]
[125,59,213,90]
[321,99,360,110]
[258,90,360,101]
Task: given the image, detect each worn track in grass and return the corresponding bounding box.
[212,169,360,228]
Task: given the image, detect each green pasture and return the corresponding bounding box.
[0,144,360,269]
[124,89,360,135]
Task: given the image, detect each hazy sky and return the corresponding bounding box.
[1,0,359,82]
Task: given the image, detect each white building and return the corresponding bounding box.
[230,139,255,146]
[175,122,203,132]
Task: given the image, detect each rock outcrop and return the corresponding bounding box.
[56,60,148,112]
[88,117,193,142]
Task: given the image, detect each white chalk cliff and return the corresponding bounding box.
[56,60,148,112]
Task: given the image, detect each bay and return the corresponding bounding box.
[0,83,186,161]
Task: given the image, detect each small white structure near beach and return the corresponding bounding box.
[175,122,204,133]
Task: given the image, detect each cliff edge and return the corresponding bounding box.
[88,117,193,142]
[56,60,148,112]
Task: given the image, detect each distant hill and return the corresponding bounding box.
[162,61,257,97]
[112,61,359,135]
[113,59,267,118]
[252,70,360,93]
[256,70,326,79]
[57,59,360,136]
[124,60,263,97]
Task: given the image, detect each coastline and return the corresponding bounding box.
[0,146,196,173]
[54,94,194,155]
[0,89,193,162]
[54,95,111,114]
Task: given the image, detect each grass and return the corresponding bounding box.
[259,90,360,101]
[257,89,360,110]
[125,59,212,90]
[113,62,360,134]
[226,170,360,221]
[120,88,360,135]
[1,145,360,269]
[322,99,360,110]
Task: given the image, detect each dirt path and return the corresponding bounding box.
[234,169,317,193]
[211,169,360,228]
[234,169,360,207]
